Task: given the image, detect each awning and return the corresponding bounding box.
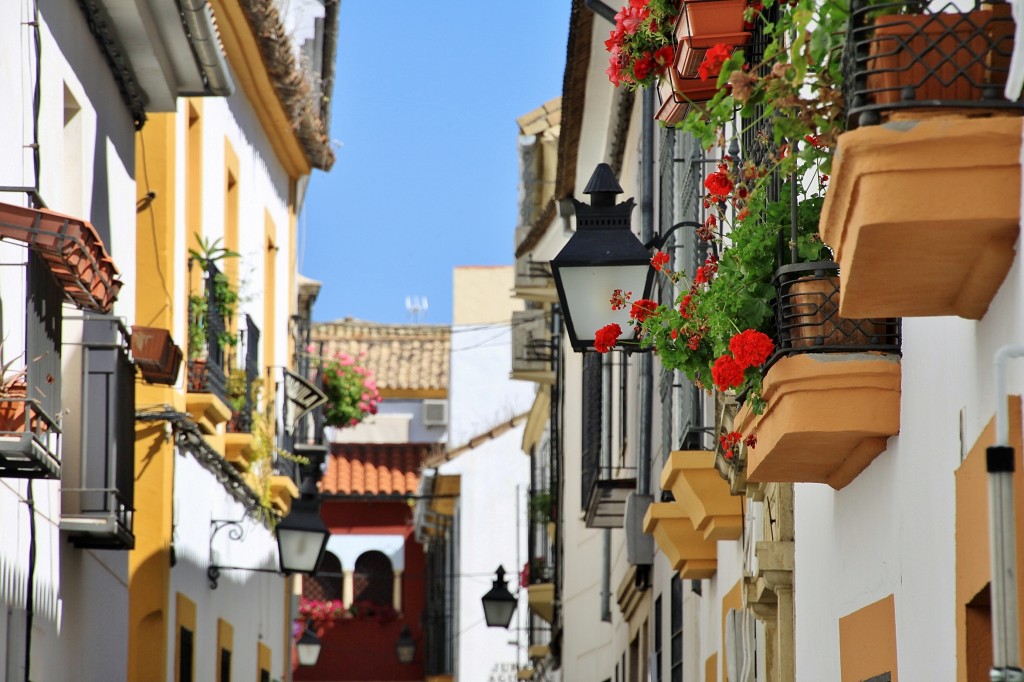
[0,202,122,313]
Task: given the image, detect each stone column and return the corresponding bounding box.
[393,569,404,612]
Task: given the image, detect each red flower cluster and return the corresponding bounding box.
[711,355,746,390]
[693,255,719,285]
[679,294,694,318]
[711,329,774,392]
[719,431,742,460]
[595,323,623,353]
[728,329,774,367]
[610,288,632,311]
[651,251,670,271]
[698,44,733,82]
[605,1,676,87]
[697,215,716,241]
[629,298,658,323]
[704,163,734,201]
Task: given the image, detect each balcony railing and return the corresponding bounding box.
[187,261,230,407]
[0,252,64,479]
[844,0,1023,128]
[59,315,135,549]
[769,261,901,365]
[227,315,260,434]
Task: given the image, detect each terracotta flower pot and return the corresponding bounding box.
[674,31,751,78]
[867,9,1010,106]
[781,276,894,348]
[676,0,749,40]
[0,383,28,433]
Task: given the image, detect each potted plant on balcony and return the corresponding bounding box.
[322,352,381,429]
[855,0,1013,110]
[0,349,28,433]
[605,0,680,90]
[187,236,240,390]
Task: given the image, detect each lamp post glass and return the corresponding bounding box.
[481,566,517,628]
[275,500,330,574]
[555,262,653,350]
[296,629,322,667]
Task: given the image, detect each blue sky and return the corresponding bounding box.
[299,2,574,325]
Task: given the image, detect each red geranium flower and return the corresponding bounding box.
[651,251,670,271]
[629,298,658,323]
[653,45,674,67]
[595,323,623,353]
[719,431,743,460]
[697,43,732,82]
[728,329,774,368]
[610,288,632,311]
[679,294,694,318]
[744,433,758,449]
[704,165,734,201]
[711,354,745,391]
[633,53,654,81]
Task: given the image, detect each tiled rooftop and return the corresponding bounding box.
[320,443,434,496]
[312,318,450,396]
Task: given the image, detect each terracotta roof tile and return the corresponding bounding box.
[321,443,433,496]
[312,319,450,396]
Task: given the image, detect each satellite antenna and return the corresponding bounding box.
[405,295,428,322]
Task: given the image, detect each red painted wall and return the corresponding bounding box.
[295,499,426,681]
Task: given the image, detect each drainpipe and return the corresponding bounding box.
[179,0,235,96]
[989,345,1024,681]
[601,355,613,621]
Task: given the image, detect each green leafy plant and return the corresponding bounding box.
[529,491,555,523]
[187,234,241,358]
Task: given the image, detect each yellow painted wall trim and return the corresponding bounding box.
[175,593,197,682]
[130,112,179,682]
[208,0,311,179]
[217,618,234,682]
[381,388,448,400]
[838,594,898,682]
[258,641,272,682]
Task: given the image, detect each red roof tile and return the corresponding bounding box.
[321,443,433,496]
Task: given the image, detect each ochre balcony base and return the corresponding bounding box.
[736,354,901,490]
[643,502,717,579]
[185,392,231,436]
[527,582,555,624]
[224,432,254,472]
[821,116,1021,320]
[661,450,742,541]
[269,475,300,514]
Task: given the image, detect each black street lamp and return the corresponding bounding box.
[551,163,655,352]
[296,628,322,667]
[277,444,330,575]
[395,625,416,663]
[481,565,518,628]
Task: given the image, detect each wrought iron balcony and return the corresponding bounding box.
[769,261,901,365]
[59,315,135,549]
[844,0,1023,128]
[0,253,64,479]
[187,261,231,408]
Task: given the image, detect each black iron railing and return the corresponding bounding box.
[187,262,229,406]
[844,0,1023,128]
[767,261,901,368]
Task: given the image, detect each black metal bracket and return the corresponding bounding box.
[207,518,280,589]
[645,221,704,251]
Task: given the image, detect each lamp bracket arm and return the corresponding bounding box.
[645,221,704,251]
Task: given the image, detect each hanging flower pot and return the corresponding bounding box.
[676,0,749,40]
[674,31,751,77]
[0,382,28,433]
[865,8,1011,107]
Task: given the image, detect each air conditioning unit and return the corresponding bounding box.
[423,399,448,427]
